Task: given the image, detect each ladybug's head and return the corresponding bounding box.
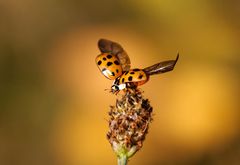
[111,78,126,94]
[111,84,119,93]
[111,84,126,93]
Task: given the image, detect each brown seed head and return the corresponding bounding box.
[107,88,153,158]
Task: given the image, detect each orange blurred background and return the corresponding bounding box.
[0,0,240,164]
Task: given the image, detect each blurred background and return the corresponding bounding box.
[0,0,240,164]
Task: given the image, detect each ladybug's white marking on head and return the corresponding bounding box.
[118,84,126,90]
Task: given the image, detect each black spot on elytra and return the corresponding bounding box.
[122,78,125,83]
[97,60,102,65]
[103,57,107,61]
[130,71,135,74]
[112,72,115,76]
[114,60,120,65]
[128,76,133,81]
[107,55,112,59]
[138,74,143,79]
[116,69,119,73]
[124,71,129,75]
[133,68,140,71]
[107,62,113,66]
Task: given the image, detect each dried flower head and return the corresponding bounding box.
[107,88,153,164]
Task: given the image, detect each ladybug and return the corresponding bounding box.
[96,39,179,93]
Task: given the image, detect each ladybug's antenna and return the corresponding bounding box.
[104,88,111,92]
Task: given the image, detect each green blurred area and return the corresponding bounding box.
[0,0,240,165]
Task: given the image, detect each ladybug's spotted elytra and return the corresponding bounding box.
[96,39,179,93]
[95,53,123,80]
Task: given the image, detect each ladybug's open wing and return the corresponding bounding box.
[98,39,131,71]
[143,54,179,75]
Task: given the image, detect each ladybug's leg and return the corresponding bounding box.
[125,82,138,91]
[114,90,120,95]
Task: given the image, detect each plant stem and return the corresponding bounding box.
[118,155,128,165]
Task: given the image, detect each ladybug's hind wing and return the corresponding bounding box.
[98,39,122,55]
[98,39,131,71]
[143,54,179,75]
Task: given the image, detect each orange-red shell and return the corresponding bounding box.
[95,53,123,80]
[119,68,149,86]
